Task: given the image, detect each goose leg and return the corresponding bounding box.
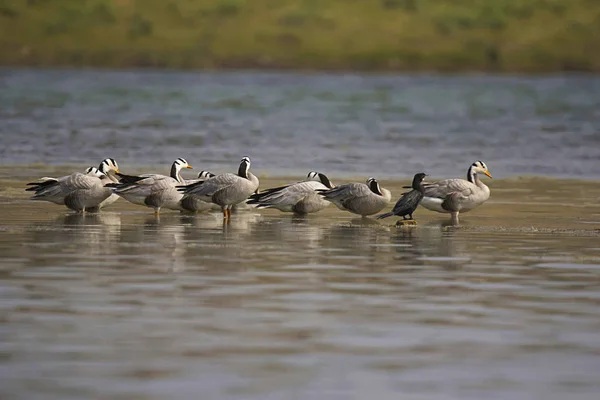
[222,207,228,219]
[154,207,160,216]
[450,211,459,226]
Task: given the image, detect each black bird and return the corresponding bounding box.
[376,173,428,221]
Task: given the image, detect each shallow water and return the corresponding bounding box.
[1,173,600,399]
[1,68,600,178]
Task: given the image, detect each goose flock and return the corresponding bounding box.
[26,157,493,225]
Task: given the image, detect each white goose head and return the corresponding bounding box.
[238,156,251,179]
[468,160,492,182]
[366,177,383,196]
[307,171,334,188]
[170,158,193,183]
[98,158,120,175]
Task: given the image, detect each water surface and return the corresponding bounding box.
[1,174,600,399]
[1,69,599,178]
[2,68,600,398]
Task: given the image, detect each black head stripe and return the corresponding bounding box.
[319,173,333,189]
[238,159,250,179]
[368,178,382,195]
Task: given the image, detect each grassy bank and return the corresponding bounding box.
[1,0,599,72]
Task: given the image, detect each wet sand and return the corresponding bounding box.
[1,168,600,399]
[2,167,600,232]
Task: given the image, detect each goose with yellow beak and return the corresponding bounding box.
[419,160,492,225]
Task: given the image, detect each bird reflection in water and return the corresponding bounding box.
[23,213,122,263]
[55,212,121,251]
[390,222,470,269]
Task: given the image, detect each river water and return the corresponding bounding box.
[1,68,600,399]
[1,68,599,178]
[1,172,600,399]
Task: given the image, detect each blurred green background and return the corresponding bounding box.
[1,0,599,72]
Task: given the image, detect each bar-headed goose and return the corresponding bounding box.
[26,165,102,205]
[26,158,121,213]
[180,171,219,213]
[377,173,427,223]
[317,177,391,217]
[109,158,193,215]
[179,156,259,219]
[90,158,124,211]
[420,160,492,225]
[247,171,334,214]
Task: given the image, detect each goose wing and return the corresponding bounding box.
[248,180,325,208]
[180,173,240,197]
[423,178,478,212]
[116,172,159,184]
[422,179,476,200]
[318,183,376,212]
[58,172,102,192]
[27,174,70,200]
[113,175,176,197]
[319,183,370,201]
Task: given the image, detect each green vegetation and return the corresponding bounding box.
[1,0,599,72]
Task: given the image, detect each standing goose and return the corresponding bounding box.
[26,158,121,213]
[109,158,193,215]
[180,171,219,213]
[179,156,259,220]
[89,158,124,211]
[420,160,492,225]
[27,166,103,205]
[377,173,427,223]
[247,171,334,215]
[317,177,391,217]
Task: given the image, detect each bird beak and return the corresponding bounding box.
[187,165,193,169]
[484,171,492,178]
[115,168,121,174]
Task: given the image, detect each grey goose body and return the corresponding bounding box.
[109,158,193,215]
[419,161,492,225]
[318,177,391,217]
[247,171,333,214]
[179,157,259,219]
[26,158,121,212]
